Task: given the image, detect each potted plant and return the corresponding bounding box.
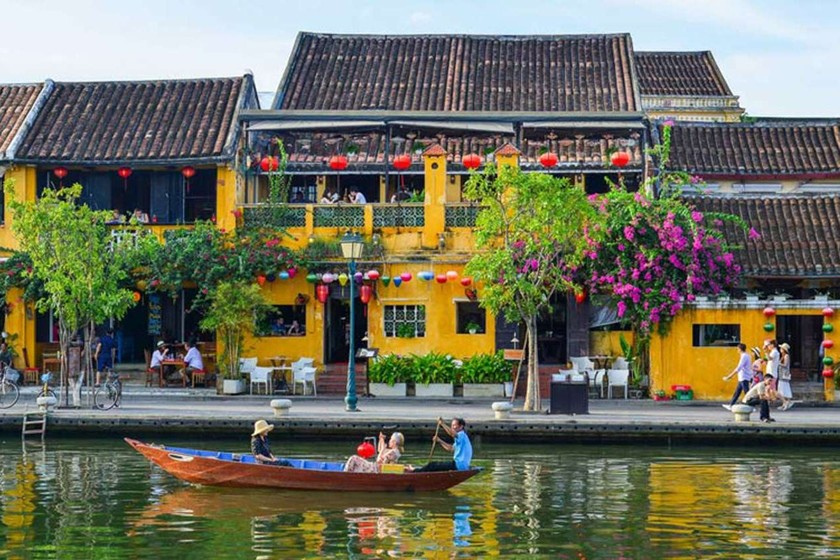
[460,351,511,398]
[199,280,269,395]
[396,324,416,338]
[411,352,456,397]
[368,354,409,397]
[412,141,426,154]
[465,321,482,335]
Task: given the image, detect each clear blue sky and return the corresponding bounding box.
[1,0,836,117]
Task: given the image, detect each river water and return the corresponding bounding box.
[1,436,840,558]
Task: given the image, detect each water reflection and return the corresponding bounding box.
[1,438,840,558]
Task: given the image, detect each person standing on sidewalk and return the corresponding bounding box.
[765,339,780,383]
[722,343,752,411]
[777,343,794,410]
[743,374,777,423]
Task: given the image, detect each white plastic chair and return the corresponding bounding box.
[294,366,317,396]
[290,358,315,394]
[607,369,630,399]
[250,366,273,395]
[239,357,258,377]
[612,357,629,370]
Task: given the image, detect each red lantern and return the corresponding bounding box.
[328,155,348,171]
[400,272,412,282]
[316,284,329,304]
[260,156,279,172]
[256,275,267,286]
[367,270,380,281]
[132,291,141,303]
[823,368,835,379]
[824,307,835,318]
[359,285,372,304]
[539,152,559,168]
[53,167,68,179]
[357,441,375,459]
[393,154,411,171]
[460,277,472,287]
[610,151,630,168]
[435,274,447,284]
[181,166,196,179]
[117,167,132,180]
[575,290,586,304]
[763,307,776,318]
[462,153,482,170]
[823,339,835,349]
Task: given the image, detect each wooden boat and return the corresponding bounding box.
[125,438,481,492]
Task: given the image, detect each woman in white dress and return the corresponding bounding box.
[777,343,794,410]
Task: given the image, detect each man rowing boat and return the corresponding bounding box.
[408,417,472,472]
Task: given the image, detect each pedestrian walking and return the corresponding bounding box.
[723,343,752,411]
[777,343,794,410]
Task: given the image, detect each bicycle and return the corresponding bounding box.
[94,367,122,410]
[0,364,20,409]
[37,371,57,400]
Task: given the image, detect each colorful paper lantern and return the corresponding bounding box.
[279,271,290,280]
[419,271,434,281]
[393,154,411,171]
[359,285,372,304]
[53,167,68,179]
[823,339,835,349]
[610,151,630,168]
[393,277,402,288]
[256,275,267,286]
[575,290,586,304]
[824,356,835,366]
[316,284,329,303]
[381,275,391,287]
[338,273,349,286]
[824,323,835,333]
[354,272,364,284]
[357,441,375,459]
[763,307,776,318]
[446,270,459,281]
[306,273,318,284]
[260,156,279,172]
[117,167,132,183]
[763,322,775,332]
[824,307,836,318]
[136,280,147,291]
[400,272,412,282]
[539,152,559,168]
[328,155,348,171]
[435,274,447,284]
[462,153,482,170]
[266,273,276,282]
[181,166,196,179]
[287,268,297,279]
[823,368,835,379]
[460,277,472,287]
[367,270,380,281]
[321,273,335,284]
[132,291,141,302]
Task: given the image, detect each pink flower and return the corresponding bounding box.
[748,228,761,240]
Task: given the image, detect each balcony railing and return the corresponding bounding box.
[444,204,481,228]
[313,205,365,228]
[372,204,425,228]
[242,205,307,228]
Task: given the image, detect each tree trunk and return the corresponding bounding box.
[59,321,71,408]
[523,314,541,411]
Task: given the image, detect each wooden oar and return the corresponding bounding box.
[428,420,442,461]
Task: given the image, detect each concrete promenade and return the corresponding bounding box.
[3,385,840,445]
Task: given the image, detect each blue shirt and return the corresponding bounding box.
[453,430,472,471]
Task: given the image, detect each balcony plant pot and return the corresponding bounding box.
[223,379,246,395]
[414,383,454,397]
[462,383,505,398]
[369,382,407,397]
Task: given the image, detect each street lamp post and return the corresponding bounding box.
[340,231,365,412]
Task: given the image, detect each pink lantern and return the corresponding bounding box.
[446,270,458,281]
[287,268,297,279]
[367,270,380,281]
[824,307,835,318]
[359,285,372,304]
[400,272,412,282]
[763,307,776,318]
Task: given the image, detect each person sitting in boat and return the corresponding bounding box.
[250,419,292,467]
[408,418,472,472]
[344,432,405,473]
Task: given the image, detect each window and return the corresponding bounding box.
[692,324,740,347]
[384,305,426,338]
[456,301,485,334]
[255,305,306,337]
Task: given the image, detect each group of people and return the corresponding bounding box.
[249,417,473,474]
[271,317,303,336]
[319,188,366,204]
[723,339,796,423]
[149,339,205,385]
[106,208,150,224]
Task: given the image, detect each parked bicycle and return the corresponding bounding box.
[94,367,122,410]
[37,371,57,400]
[0,364,20,409]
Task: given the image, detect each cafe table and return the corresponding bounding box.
[269,356,292,393]
[160,359,185,387]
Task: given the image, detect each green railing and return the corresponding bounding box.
[313,205,365,228]
[372,204,425,228]
[444,204,481,228]
[243,205,307,228]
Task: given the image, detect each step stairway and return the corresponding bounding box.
[315,363,368,395]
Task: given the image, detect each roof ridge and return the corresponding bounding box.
[295,31,634,40]
[51,76,245,86]
[635,50,712,56]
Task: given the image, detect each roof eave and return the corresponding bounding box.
[241,109,646,123]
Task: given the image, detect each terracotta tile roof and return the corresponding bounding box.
[271,130,642,172]
[0,83,44,160]
[689,194,840,277]
[495,143,521,156]
[16,76,255,164]
[635,51,733,97]
[275,33,640,113]
[423,144,447,156]
[666,122,840,178]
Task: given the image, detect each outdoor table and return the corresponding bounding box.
[270,356,292,393]
[588,355,613,371]
[160,359,185,387]
[549,379,589,415]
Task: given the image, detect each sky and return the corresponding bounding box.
[1,0,837,117]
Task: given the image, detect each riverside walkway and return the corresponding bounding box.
[2,387,840,444]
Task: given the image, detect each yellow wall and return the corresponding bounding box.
[0,165,37,251]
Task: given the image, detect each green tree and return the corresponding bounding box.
[8,183,142,402]
[464,165,596,411]
[199,280,269,381]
